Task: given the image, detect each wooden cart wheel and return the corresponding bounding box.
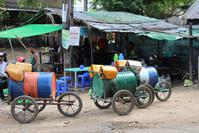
[11,95,38,123]
[134,85,153,109]
[112,90,135,116]
[142,84,155,105]
[57,92,82,117]
[94,100,111,109]
[155,81,172,102]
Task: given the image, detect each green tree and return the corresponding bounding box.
[0,0,4,7]
[17,0,44,9]
[0,0,10,26]
[91,0,194,19]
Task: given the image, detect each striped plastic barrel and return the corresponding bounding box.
[8,79,24,99]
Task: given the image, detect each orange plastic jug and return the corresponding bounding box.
[89,64,103,77]
[101,66,117,80]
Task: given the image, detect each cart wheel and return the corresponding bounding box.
[142,84,155,105]
[134,85,153,109]
[11,96,38,123]
[155,81,172,102]
[57,92,82,117]
[94,100,111,109]
[112,90,135,116]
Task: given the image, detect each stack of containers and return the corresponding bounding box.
[6,62,56,99]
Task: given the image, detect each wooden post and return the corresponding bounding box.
[5,25,16,61]
[84,0,88,11]
[88,27,93,64]
[69,0,74,67]
[39,51,42,64]
[189,23,193,81]
[198,56,199,80]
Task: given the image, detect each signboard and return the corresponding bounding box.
[69,27,80,46]
[62,29,70,49]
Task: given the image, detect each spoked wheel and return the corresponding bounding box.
[94,100,111,109]
[11,96,38,123]
[57,92,82,117]
[155,81,172,102]
[112,90,135,116]
[134,85,153,109]
[142,84,155,105]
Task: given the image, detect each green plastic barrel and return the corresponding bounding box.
[92,71,137,99]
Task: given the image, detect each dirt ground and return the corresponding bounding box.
[0,82,199,133]
[1,48,199,132]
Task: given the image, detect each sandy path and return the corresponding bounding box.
[0,83,199,133]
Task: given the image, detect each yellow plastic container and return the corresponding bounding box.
[115,60,127,71]
[6,64,24,81]
[89,64,103,77]
[101,66,117,80]
[16,62,32,72]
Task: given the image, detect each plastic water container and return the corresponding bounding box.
[6,64,24,81]
[37,72,56,98]
[8,79,24,99]
[16,62,32,72]
[24,72,39,98]
[119,53,124,60]
[139,67,158,87]
[113,53,119,62]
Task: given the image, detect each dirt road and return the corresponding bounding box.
[0,83,199,133]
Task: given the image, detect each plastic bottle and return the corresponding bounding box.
[119,53,124,60]
[113,53,119,62]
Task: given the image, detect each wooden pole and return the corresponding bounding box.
[69,0,74,67]
[198,56,199,81]
[88,27,93,64]
[84,0,88,11]
[189,23,193,81]
[17,38,31,55]
[5,25,17,61]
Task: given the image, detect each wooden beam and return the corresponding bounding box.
[189,23,193,81]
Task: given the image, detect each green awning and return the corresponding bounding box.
[0,24,63,39]
[138,32,182,41]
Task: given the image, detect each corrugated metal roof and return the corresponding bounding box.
[82,11,158,24]
[45,9,199,39]
[182,0,199,24]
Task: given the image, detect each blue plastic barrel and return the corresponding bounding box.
[147,67,158,87]
[37,72,56,98]
[8,79,24,99]
[139,67,158,87]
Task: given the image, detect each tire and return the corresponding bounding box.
[112,90,135,116]
[11,95,38,123]
[57,92,83,117]
[142,84,155,105]
[134,85,153,109]
[94,100,111,109]
[155,81,172,102]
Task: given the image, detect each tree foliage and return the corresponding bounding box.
[91,0,195,19]
[17,0,44,9]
